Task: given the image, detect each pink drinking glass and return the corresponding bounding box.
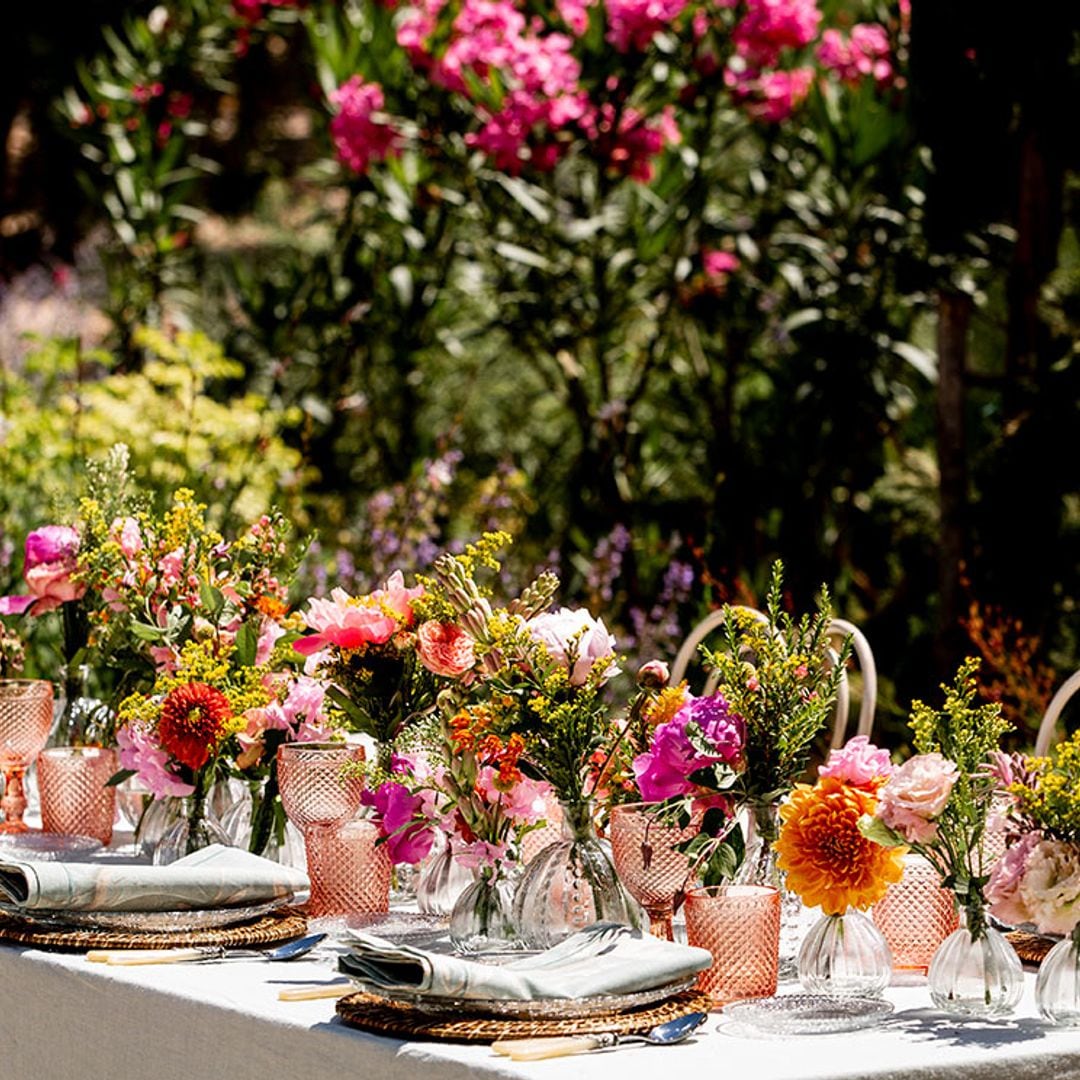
[277,742,365,917]
[38,746,118,845]
[872,853,960,972]
[610,801,700,941]
[685,884,780,1005]
[0,680,55,834]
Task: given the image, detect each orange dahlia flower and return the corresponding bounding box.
[158,682,233,770]
[774,776,906,915]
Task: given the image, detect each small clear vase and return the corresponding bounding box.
[220,785,305,868]
[50,664,109,748]
[798,909,892,997]
[512,799,640,949]
[1036,927,1080,1026]
[738,799,806,978]
[928,903,1024,1017]
[450,866,524,954]
[417,832,473,916]
[152,774,233,865]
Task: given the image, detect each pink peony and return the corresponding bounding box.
[633,693,745,802]
[818,735,894,789]
[361,780,437,865]
[637,659,670,689]
[370,570,424,626]
[1018,839,1080,936]
[527,607,618,686]
[329,77,400,175]
[116,721,195,799]
[0,525,86,616]
[416,621,476,678]
[987,829,1041,927]
[294,587,399,656]
[876,752,959,844]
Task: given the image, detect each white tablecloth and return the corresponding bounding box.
[6,940,1080,1080]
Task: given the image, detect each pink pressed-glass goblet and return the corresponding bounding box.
[610,801,700,941]
[277,742,365,917]
[0,680,54,833]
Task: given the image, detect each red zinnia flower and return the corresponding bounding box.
[158,682,232,770]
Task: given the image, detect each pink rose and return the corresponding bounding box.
[294,587,399,656]
[526,607,618,685]
[0,525,86,615]
[987,830,1041,927]
[416,621,476,678]
[876,752,959,844]
[818,735,894,789]
[636,659,670,689]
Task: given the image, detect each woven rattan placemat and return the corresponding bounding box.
[1006,930,1054,965]
[0,905,308,951]
[336,988,713,1042]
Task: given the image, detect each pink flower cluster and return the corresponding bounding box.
[583,104,680,182]
[604,0,688,53]
[875,752,958,844]
[727,66,814,123]
[0,526,87,616]
[988,834,1080,935]
[732,0,822,68]
[817,24,893,88]
[819,735,894,790]
[329,76,401,176]
[117,721,196,799]
[702,248,740,283]
[633,692,745,802]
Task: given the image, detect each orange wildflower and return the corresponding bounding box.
[774,776,906,915]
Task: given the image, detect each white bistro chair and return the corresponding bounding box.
[1034,669,1080,757]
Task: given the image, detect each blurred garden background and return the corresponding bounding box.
[1,0,1078,747]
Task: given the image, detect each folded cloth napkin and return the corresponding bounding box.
[0,845,308,912]
[338,922,712,1001]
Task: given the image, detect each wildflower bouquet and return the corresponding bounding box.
[862,658,1012,935]
[987,734,1080,938]
[777,737,904,915]
[115,635,334,859]
[700,560,850,868]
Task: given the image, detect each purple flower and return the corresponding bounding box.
[633,693,745,802]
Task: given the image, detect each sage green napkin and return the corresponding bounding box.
[0,845,308,911]
[339,922,712,1001]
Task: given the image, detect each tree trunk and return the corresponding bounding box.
[935,289,971,675]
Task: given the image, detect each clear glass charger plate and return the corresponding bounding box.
[342,976,697,1019]
[722,994,894,1035]
[0,895,292,932]
[0,833,102,861]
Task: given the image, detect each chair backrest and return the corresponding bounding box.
[1034,669,1080,757]
[670,607,876,751]
[825,618,877,750]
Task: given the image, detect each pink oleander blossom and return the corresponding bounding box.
[728,66,814,123]
[818,735,894,790]
[817,24,893,87]
[329,77,400,175]
[732,0,822,68]
[116,721,195,799]
[632,693,745,802]
[604,0,688,53]
[527,607,618,685]
[987,829,1041,927]
[361,780,437,865]
[0,525,87,616]
[558,0,593,34]
[876,752,959,844]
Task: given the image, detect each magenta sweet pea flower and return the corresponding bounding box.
[0,525,86,616]
[361,780,436,865]
[632,693,745,802]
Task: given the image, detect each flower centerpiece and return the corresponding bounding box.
[861,658,1021,1016]
[776,737,904,996]
[986,734,1080,1024]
